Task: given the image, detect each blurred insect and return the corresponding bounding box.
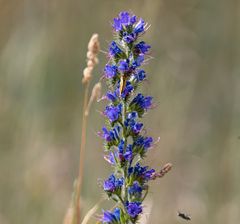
[178,211,191,221]
[120,74,127,95]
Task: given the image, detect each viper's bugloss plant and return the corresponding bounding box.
[97,12,172,224]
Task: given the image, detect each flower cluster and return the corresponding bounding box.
[99,12,168,224]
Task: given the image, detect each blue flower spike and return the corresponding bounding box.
[98,12,171,223]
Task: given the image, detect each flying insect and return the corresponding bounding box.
[178,211,191,221]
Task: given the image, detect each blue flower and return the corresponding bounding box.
[124,112,143,135]
[132,123,143,134]
[124,113,135,126]
[128,163,155,182]
[144,168,155,181]
[102,207,121,223]
[143,96,152,109]
[134,70,146,82]
[104,104,122,122]
[126,201,142,218]
[105,140,133,165]
[112,12,137,31]
[109,41,123,57]
[117,140,125,161]
[126,112,136,122]
[130,15,137,24]
[124,145,133,161]
[123,32,136,43]
[104,65,118,78]
[117,139,124,153]
[143,137,153,148]
[100,125,121,143]
[101,127,114,142]
[118,60,130,73]
[135,41,151,54]
[132,55,145,68]
[119,11,131,25]
[127,111,138,119]
[117,140,133,162]
[106,91,118,102]
[120,81,133,98]
[103,174,123,192]
[134,19,145,34]
[103,175,116,192]
[130,93,153,112]
[113,18,122,31]
[128,181,142,195]
[134,136,153,151]
[115,177,124,187]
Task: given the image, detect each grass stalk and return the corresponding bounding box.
[76,81,90,224]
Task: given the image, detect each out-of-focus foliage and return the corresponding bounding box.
[0,0,239,224]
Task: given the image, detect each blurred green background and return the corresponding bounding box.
[0,0,240,223]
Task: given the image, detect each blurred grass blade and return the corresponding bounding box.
[81,198,104,224]
[63,180,78,224]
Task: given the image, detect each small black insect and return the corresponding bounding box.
[178,211,191,221]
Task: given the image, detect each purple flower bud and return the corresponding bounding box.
[130,15,137,24]
[118,140,124,153]
[132,123,143,134]
[103,174,123,192]
[132,55,145,68]
[128,163,155,182]
[103,178,115,192]
[119,11,131,25]
[104,65,118,78]
[134,136,153,151]
[123,32,136,43]
[124,145,133,161]
[127,111,138,119]
[100,125,121,143]
[118,60,129,73]
[104,104,122,122]
[113,18,122,31]
[135,41,151,54]
[131,93,153,110]
[120,81,133,98]
[109,41,123,57]
[126,201,142,218]
[102,208,120,223]
[134,19,145,34]
[135,70,146,81]
[144,168,155,181]
[106,91,118,102]
[112,12,139,32]
[128,181,142,195]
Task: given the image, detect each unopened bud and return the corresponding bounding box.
[151,163,173,180]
